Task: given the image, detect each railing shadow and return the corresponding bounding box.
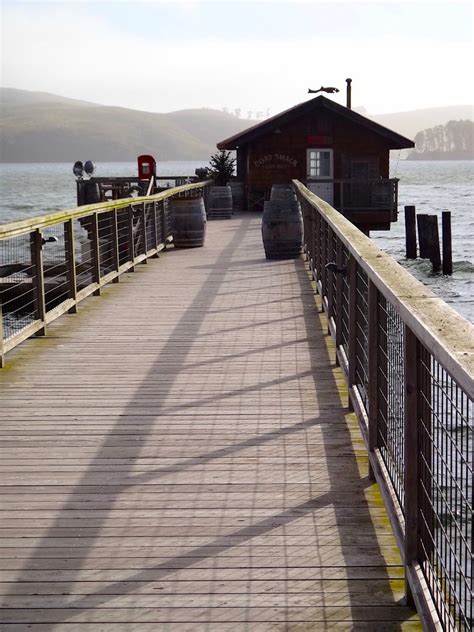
[1,214,417,629]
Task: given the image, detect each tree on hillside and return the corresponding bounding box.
[412,120,473,156]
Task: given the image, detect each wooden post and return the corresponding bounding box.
[347,255,357,410]
[426,215,441,273]
[111,209,120,282]
[442,211,452,275]
[320,222,328,305]
[404,324,419,606]
[31,230,46,335]
[335,240,343,352]
[0,300,5,368]
[151,201,160,258]
[417,214,430,259]
[127,206,136,270]
[404,205,417,259]
[314,212,322,290]
[90,214,102,296]
[367,280,379,480]
[64,219,78,313]
[326,228,334,322]
[140,203,148,264]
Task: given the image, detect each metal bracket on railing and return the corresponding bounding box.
[41,236,58,246]
[325,261,347,276]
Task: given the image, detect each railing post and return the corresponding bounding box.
[64,219,78,313]
[111,209,120,282]
[347,254,357,410]
[127,206,135,271]
[326,227,334,323]
[404,324,419,607]
[320,222,328,303]
[90,214,101,296]
[314,212,321,287]
[335,240,343,353]
[310,205,316,279]
[140,203,148,264]
[367,280,379,480]
[31,229,46,335]
[0,300,5,368]
[151,201,160,258]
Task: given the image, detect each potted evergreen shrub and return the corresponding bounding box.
[208,150,236,186]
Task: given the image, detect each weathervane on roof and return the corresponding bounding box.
[308,79,352,109]
[307,86,340,94]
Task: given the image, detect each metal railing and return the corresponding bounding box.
[0,181,211,366]
[306,178,398,215]
[294,179,473,632]
[76,175,199,204]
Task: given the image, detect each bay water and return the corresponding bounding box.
[1,160,472,321]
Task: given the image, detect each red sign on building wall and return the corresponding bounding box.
[307,135,332,146]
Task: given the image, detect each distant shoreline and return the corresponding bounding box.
[407,152,474,161]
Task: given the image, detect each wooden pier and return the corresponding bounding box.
[0,213,423,630]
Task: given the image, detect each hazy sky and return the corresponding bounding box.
[1,0,473,116]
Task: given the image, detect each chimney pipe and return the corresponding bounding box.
[346,78,352,109]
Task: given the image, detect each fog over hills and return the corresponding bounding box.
[1,87,472,163]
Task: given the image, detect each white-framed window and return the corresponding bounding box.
[307,149,333,179]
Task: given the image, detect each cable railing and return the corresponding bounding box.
[294,179,473,632]
[0,181,211,366]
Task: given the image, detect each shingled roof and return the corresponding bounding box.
[217,95,414,150]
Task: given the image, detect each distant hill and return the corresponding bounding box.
[1,87,473,162]
[0,88,252,162]
[0,86,96,108]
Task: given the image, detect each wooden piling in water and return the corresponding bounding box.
[417,214,431,259]
[404,205,417,259]
[442,211,453,275]
[426,215,441,273]
[417,214,441,273]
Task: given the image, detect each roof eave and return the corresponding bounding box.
[217,95,415,150]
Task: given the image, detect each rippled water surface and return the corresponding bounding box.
[1,160,473,321]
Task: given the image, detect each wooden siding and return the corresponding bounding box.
[243,109,392,193]
[0,214,421,630]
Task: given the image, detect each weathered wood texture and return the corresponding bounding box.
[0,214,421,630]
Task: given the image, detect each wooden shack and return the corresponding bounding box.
[218,94,414,232]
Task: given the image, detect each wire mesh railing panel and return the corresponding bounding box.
[1,181,211,360]
[145,203,156,252]
[377,296,406,509]
[330,230,338,322]
[323,221,329,293]
[341,245,350,355]
[163,199,172,240]
[41,224,70,313]
[418,350,473,632]
[131,206,146,258]
[75,216,95,290]
[1,234,38,340]
[355,265,369,411]
[293,180,474,631]
[117,207,132,266]
[97,211,118,276]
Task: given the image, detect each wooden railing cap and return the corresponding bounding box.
[0,180,212,240]
[293,179,474,396]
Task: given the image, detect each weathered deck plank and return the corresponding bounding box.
[0,213,421,630]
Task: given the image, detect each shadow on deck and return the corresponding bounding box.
[0,213,421,630]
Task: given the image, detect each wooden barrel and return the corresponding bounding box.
[207,186,233,219]
[270,184,297,202]
[261,200,303,260]
[229,182,245,211]
[171,198,206,248]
